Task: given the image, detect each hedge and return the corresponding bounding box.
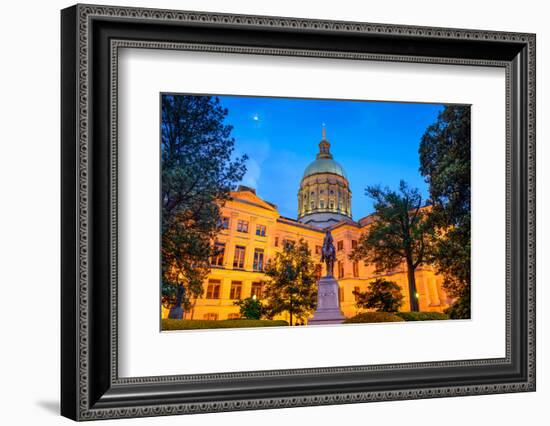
[396,312,449,321]
[162,319,289,330]
[343,312,405,324]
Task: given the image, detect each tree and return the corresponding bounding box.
[161,95,247,316]
[350,181,433,312]
[419,105,471,319]
[234,296,265,320]
[263,239,317,325]
[353,278,404,313]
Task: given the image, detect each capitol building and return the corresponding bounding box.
[169,128,451,322]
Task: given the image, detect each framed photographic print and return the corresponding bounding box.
[61,4,536,421]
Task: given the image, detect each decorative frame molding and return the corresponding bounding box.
[61,4,536,421]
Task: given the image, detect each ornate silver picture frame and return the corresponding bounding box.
[61,4,535,421]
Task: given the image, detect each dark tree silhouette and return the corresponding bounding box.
[263,239,317,325]
[161,95,247,317]
[350,181,433,312]
[419,105,471,319]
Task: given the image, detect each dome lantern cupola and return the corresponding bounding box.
[297,126,352,229]
[317,126,332,160]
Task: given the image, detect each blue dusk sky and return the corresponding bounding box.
[217,95,444,220]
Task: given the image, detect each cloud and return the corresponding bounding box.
[234,138,272,190]
[241,157,261,189]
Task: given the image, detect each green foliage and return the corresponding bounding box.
[350,181,434,312]
[444,291,471,319]
[161,95,247,311]
[396,311,449,321]
[419,105,471,319]
[162,319,288,330]
[343,312,405,324]
[353,278,404,313]
[234,297,265,320]
[263,239,318,326]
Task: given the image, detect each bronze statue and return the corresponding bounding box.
[320,230,336,277]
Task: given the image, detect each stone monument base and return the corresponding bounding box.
[308,276,346,325]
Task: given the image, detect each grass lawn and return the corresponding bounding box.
[162,319,289,330]
[395,311,449,321]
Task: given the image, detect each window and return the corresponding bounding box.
[251,282,263,299]
[353,260,359,277]
[320,190,324,194]
[274,237,279,247]
[337,240,344,251]
[320,200,325,209]
[329,201,334,209]
[353,286,360,302]
[339,286,344,303]
[205,280,221,299]
[233,245,246,269]
[227,313,240,320]
[310,201,315,210]
[253,248,265,271]
[237,219,249,233]
[210,242,225,267]
[315,245,322,255]
[351,239,358,249]
[229,281,242,299]
[204,313,218,320]
[219,216,230,230]
[330,189,334,195]
[310,191,314,195]
[256,224,266,237]
[338,261,344,278]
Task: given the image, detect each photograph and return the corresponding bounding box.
[160,93,471,331]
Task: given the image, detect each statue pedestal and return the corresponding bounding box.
[308,276,346,325]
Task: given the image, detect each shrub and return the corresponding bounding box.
[444,293,471,319]
[353,278,404,313]
[343,312,404,324]
[234,297,265,320]
[396,312,449,321]
[162,319,288,331]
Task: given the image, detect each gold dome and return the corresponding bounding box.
[303,158,347,179]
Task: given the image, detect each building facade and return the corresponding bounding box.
[166,129,451,322]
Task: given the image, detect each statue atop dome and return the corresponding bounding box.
[317,125,333,160]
